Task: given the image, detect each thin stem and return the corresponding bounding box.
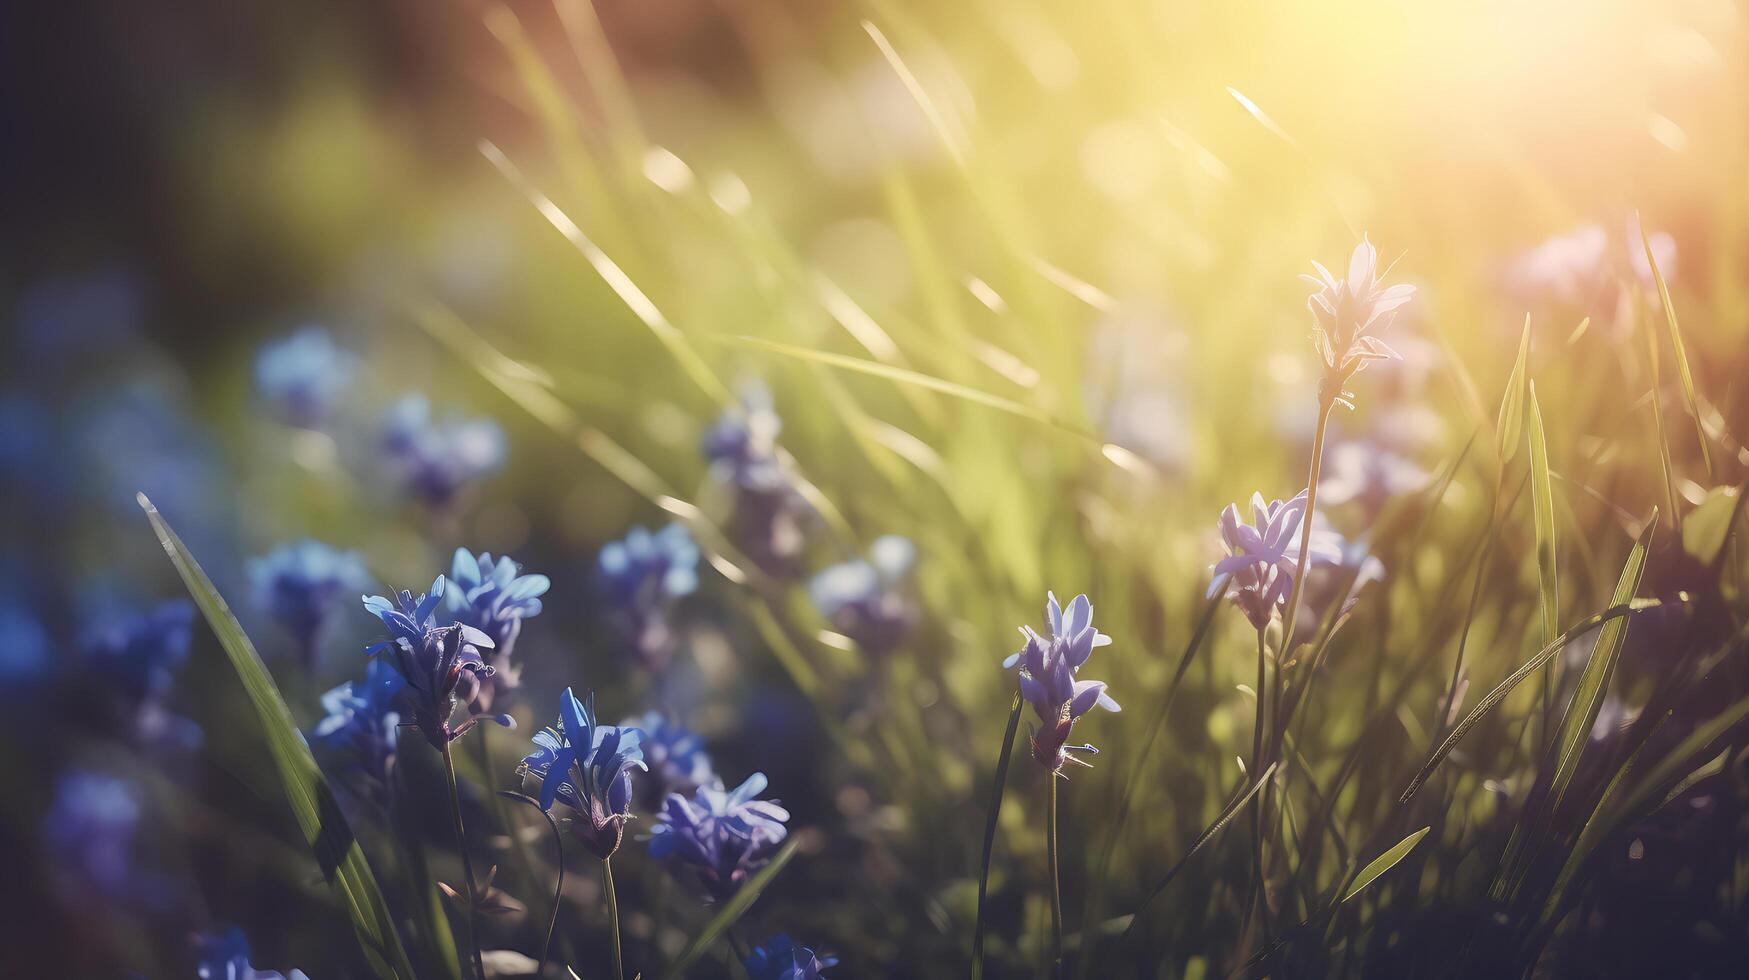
[1244,627,1270,944]
[973,693,1024,980]
[1438,467,1506,739]
[1046,772,1063,977]
[604,856,625,980]
[440,740,486,980]
[1278,398,1334,662]
[537,808,564,977]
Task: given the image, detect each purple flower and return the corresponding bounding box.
[744,934,838,980]
[1002,592,1120,771]
[362,578,508,749]
[445,549,547,711]
[1210,491,1343,631]
[249,539,372,668]
[80,600,203,750]
[702,383,811,574]
[311,658,405,789]
[254,327,355,429]
[195,927,309,980]
[380,394,505,508]
[598,523,699,666]
[518,688,646,859]
[808,535,917,655]
[620,710,715,808]
[650,772,791,903]
[1303,236,1416,407]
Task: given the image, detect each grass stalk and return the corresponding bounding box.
[440,740,486,980]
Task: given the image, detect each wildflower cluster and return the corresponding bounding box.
[598,522,699,666]
[650,772,792,902]
[362,577,508,749]
[517,687,647,859]
[445,548,548,711]
[249,538,371,667]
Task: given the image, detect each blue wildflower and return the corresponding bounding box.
[744,934,838,980]
[809,535,917,655]
[1003,592,1121,772]
[517,688,646,859]
[620,710,715,807]
[195,927,310,980]
[0,600,51,686]
[380,393,506,508]
[1210,490,1343,631]
[445,549,547,710]
[253,327,355,429]
[701,382,811,574]
[362,578,508,749]
[43,770,144,897]
[650,772,790,902]
[311,658,406,787]
[598,523,699,664]
[249,539,372,667]
[79,600,203,750]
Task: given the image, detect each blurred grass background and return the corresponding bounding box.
[5,0,1749,977]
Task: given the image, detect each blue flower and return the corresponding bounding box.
[744,934,838,980]
[445,548,548,710]
[195,927,310,980]
[809,535,917,655]
[620,710,715,806]
[0,600,51,687]
[598,523,699,664]
[43,770,143,896]
[254,327,355,429]
[650,772,790,902]
[1210,491,1343,631]
[249,539,372,667]
[380,394,506,508]
[363,578,507,749]
[311,658,406,787]
[1003,592,1121,771]
[701,382,811,574]
[518,688,646,859]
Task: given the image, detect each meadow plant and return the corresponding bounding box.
[253,328,354,430]
[444,547,547,711]
[597,522,699,666]
[650,771,791,903]
[248,539,371,667]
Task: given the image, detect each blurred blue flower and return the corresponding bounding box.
[702,382,810,574]
[253,327,355,429]
[518,687,646,859]
[744,934,838,980]
[195,927,310,980]
[380,394,506,509]
[1003,592,1121,771]
[809,535,917,655]
[620,710,714,807]
[1301,516,1386,623]
[445,549,547,711]
[311,658,406,787]
[249,540,372,668]
[80,600,205,751]
[363,578,507,749]
[43,770,144,896]
[1318,440,1431,516]
[599,523,699,665]
[651,772,790,902]
[1209,490,1342,631]
[0,600,52,686]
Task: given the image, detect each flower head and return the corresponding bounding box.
[44,770,144,897]
[650,772,790,902]
[249,539,372,667]
[1303,236,1416,407]
[621,710,715,807]
[195,927,310,980]
[311,658,406,788]
[380,394,505,508]
[254,327,355,429]
[702,382,811,574]
[744,934,838,980]
[1003,592,1121,771]
[809,535,917,655]
[1210,491,1344,631]
[598,523,699,664]
[1318,441,1431,516]
[518,688,646,859]
[445,549,547,711]
[79,599,204,750]
[362,578,507,749]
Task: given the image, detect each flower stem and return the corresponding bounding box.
[972,693,1024,980]
[1277,397,1335,664]
[603,855,624,980]
[1046,772,1063,977]
[536,807,565,978]
[440,740,486,980]
[1244,627,1270,943]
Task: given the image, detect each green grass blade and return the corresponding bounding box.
[662,838,801,979]
[1341,827,1431,903]
[1129,761,1279,925]
[139,494,417,980]
[1643,318,1683,532]
[1496,315,1532,466]
[1638,215,1712,476]
[1527,382,1560,645]
[972,693,1024,980]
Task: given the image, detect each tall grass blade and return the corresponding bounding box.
[1527,382,1560,645]
[138,495,416,980]
[1643,318,1683,532]
[1341,827,1431,903]
[662,838,800,979]
[1496,315,1532,466]
[1638,214,1713,476]
[971,693,1024,980]
[1129,762,1279,925]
